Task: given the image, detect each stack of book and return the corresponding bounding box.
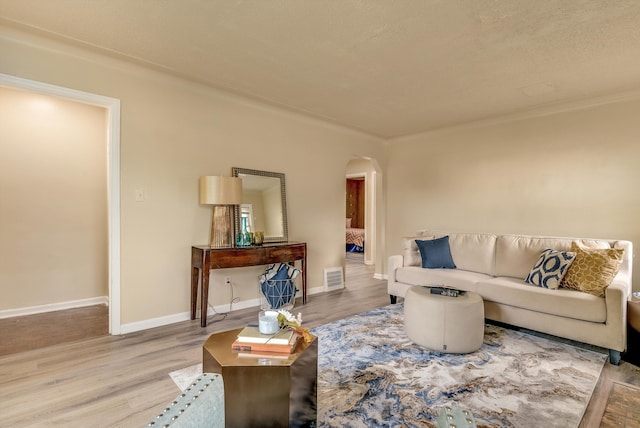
[232,326,300,355]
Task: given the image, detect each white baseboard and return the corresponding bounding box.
[120,287,328,334]
[0,296,108,319]
[120,311,192,334]
[307,285,326,296]
[211,297,260,314]
[374,273,387,280]
[0,286,343,333]
[121,298,265,334]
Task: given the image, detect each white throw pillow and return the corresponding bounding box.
[524,249,576,290]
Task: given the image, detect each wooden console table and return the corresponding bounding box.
[191,242,307,327]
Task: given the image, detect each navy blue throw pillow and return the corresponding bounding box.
[415,236,457,269]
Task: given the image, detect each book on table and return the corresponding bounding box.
[231,334,300,354]
[235,326,296,345]
[233,326,300,354]
[236,351,291,359]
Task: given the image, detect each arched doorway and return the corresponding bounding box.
[345,157,378,269]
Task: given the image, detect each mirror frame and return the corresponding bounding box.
[232,167,288,243]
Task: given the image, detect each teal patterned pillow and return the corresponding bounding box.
[524,249,576,290]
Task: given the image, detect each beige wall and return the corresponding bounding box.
[0,26,385,324]
[386,99,640,292]
[0,86,108,309]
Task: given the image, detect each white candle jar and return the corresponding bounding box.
[258,310,279,334]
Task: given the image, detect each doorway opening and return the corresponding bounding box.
[345,157,378,268]
[346,176,365,265]
[0,73,121,342]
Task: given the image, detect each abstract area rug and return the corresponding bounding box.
[169,363,202,391]
[311,303,607,428]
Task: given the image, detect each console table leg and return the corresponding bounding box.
[190,267,199,320]
[201,269,210,327]
[302,254,307,304]
[199,252,213,327]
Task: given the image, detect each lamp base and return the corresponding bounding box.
[210,206,234,248]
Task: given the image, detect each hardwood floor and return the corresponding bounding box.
[1,256,638,427]
[0,304,109,356]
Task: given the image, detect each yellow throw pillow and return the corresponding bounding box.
[561,242,624,297]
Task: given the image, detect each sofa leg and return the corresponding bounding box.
[390,295,397,304]
[609,349,621,365]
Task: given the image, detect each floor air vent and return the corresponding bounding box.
[324,267,344,290]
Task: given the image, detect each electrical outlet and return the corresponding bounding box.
[225,276,231,286]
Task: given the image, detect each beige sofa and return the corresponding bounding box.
[388,230,634,364]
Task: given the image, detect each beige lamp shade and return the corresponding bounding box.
[199,176,243,205]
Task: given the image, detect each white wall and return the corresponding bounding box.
[0,25,385,325]
[386,98,640,292]
[0,86,108,310]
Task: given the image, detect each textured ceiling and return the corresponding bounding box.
[2,1,640,138]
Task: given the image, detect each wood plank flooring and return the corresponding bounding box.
[1,255,639,427]
[0,304,109,356]
[599,381,640,427]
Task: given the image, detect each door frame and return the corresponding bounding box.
[0,73,122,334]
[346,171,375,265]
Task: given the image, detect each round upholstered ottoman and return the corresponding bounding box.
[404,286,485,354]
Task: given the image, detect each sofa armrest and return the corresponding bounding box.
[605,280,628,352]
[388,255,404,285]
[606,280,627,302]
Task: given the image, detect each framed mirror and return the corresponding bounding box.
[232,167,288,243]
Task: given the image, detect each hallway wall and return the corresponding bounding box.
[0,86,108,310]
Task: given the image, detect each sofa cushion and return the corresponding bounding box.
[495,235,610,280]
[613,240,633,282]
[418,231,496,275]
[561,242,624,297]
[402,235,435,267]
[478,276,606,323]
[415,236,457,269]
[395,267,489,293]
[524,249,576,290]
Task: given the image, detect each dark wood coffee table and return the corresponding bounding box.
[203,328,317,427]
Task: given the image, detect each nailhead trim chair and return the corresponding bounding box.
[146,373,224,428]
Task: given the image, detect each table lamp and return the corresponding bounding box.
[199,176,243,248]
